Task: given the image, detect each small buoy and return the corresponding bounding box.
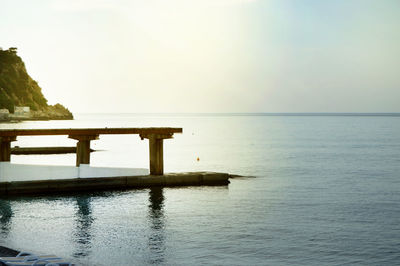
[197,157,200,161]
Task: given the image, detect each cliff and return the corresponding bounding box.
[0,47,73,120]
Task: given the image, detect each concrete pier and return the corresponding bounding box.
[0,127,182,174]
[0,127,233,196]
[0,172,231,195]
[11,146,91,155]
[0,136,16,161]
[68,134,99,166]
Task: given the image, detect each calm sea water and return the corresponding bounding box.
[0,114,399,265]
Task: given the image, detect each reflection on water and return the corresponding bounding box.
[0,200,12,237]
[147,187,165,265]
[0,115,398,265]
[73,195,94,258]
[0,190,167,264]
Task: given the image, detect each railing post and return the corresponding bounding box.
[0,136,17,162]
[69,135,99,166]
[140,133,173,175]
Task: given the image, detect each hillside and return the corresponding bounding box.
[0,47,73,120]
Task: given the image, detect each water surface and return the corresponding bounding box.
[0,114,399,265]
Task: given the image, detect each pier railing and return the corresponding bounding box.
[0,128,183,175]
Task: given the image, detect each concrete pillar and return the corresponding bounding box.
[140,133,173,175]
[0,136,17,162]
[149,137,164,175]
[69,135,99,166]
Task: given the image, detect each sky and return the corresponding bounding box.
[1,0,399,113]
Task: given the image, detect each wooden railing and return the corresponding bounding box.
[0,127,183,175]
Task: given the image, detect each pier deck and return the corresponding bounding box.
[0,127,232,195]
[0,127,182,175]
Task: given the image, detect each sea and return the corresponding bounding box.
[0,113,399,265]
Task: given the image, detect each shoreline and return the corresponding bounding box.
[0,117,74,123]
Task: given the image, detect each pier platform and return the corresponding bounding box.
[0,172,230,195]
[0,127,231,196]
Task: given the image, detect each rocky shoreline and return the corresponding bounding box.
[29,104,73,120]
[1,104,73,122]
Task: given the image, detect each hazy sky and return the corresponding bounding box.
[1,0,399,113]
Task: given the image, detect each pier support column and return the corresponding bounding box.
[69,135,99,166]
[140,133,173,175]
[0,136,17,162]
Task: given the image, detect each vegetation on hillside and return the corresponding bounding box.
[0,47,72,119]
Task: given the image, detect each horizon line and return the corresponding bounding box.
[73,112,400,117]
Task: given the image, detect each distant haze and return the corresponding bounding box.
[1,0,399,113]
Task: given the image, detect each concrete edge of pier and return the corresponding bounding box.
[0,172,231,195]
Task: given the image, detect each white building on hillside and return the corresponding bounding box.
[0,109,9,120]
[14,106,31,118]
